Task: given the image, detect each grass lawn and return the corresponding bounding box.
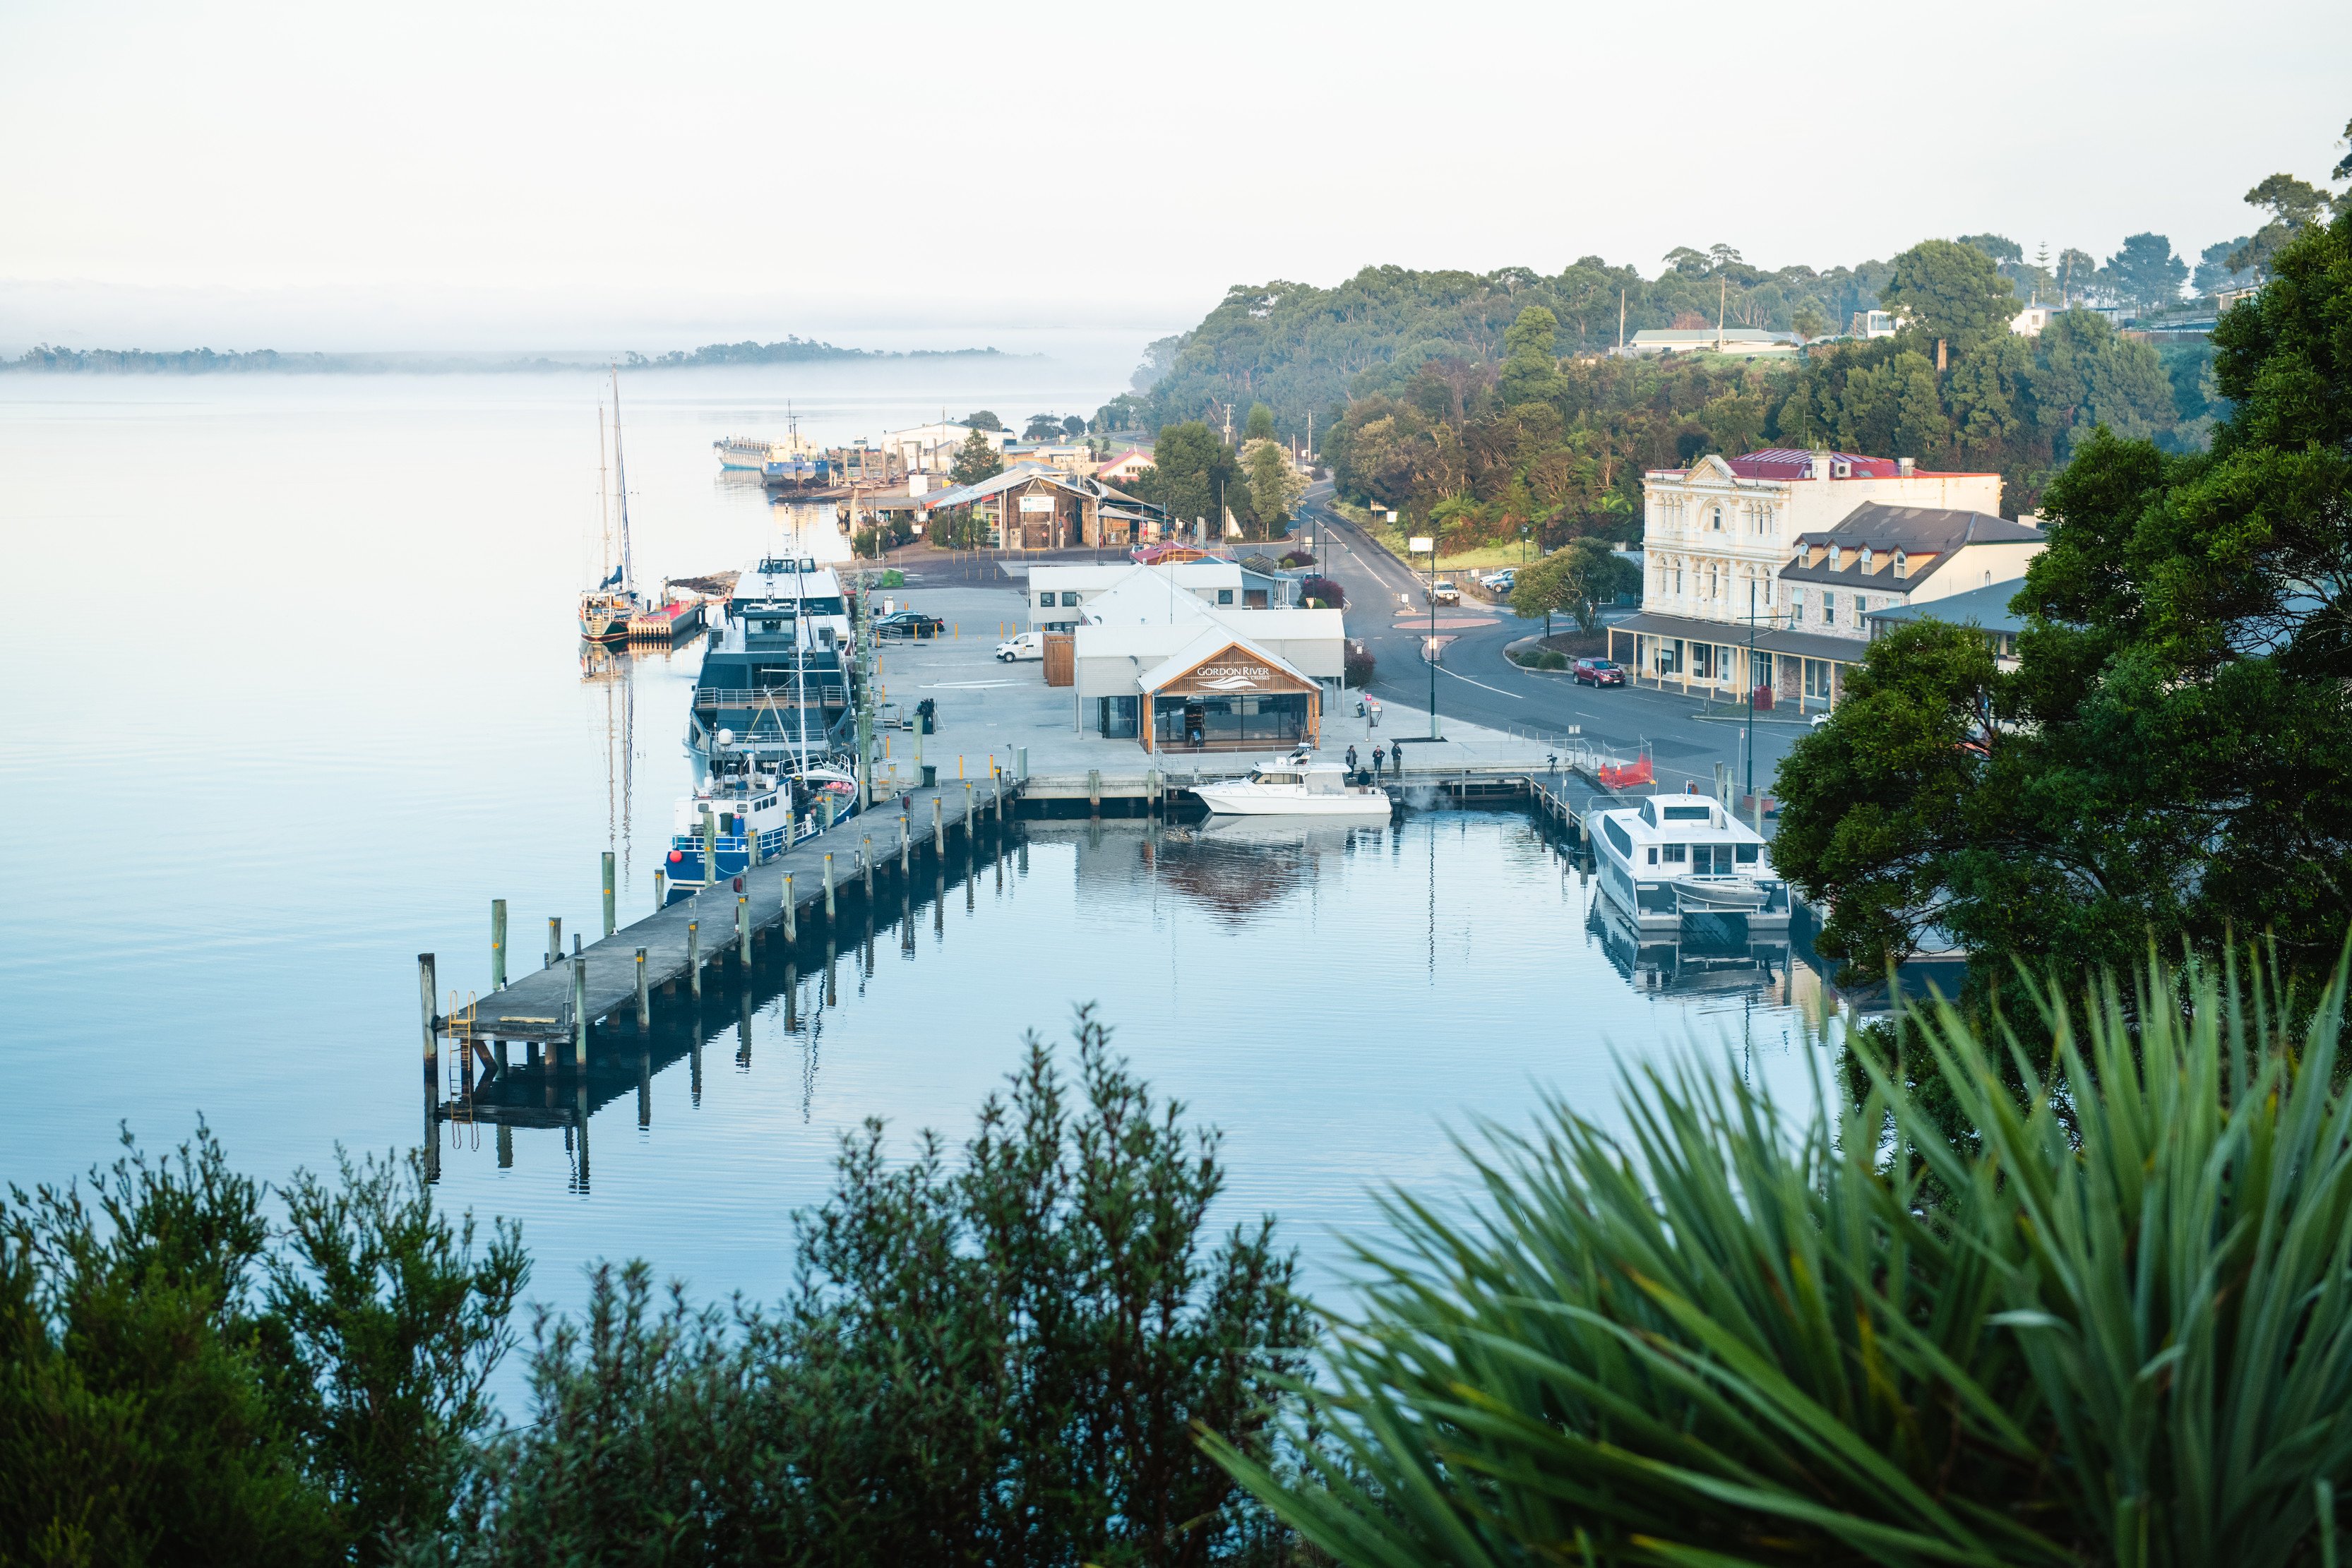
[1332,502,1539,575]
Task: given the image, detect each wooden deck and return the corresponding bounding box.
[436,772,1020,1045]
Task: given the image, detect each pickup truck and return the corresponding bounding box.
[1426,580,1462,606]
[996,632,1045,663]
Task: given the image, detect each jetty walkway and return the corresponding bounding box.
[419,771,1021,1055]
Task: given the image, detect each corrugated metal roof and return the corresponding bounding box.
[1866,577,2031,634]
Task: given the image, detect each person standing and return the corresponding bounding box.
[1345,743,1359,775]
[1371,744,1385,779]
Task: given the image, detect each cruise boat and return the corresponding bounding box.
[715,436,782,471]
[683,556,857,768]
[662,755,859,902]
[1192,753,1393,817]
[1589,793,1791,933]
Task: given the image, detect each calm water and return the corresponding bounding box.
[0,366,1840,1322]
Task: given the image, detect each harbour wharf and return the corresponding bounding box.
[422,770,1021,1051]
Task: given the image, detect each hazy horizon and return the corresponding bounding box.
[4,0,2345,363]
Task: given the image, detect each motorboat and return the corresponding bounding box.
[1588,792,1791,933]
[662,753,859,902]
[1191,750,1393,817]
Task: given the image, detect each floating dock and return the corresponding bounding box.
[626,596,707,641]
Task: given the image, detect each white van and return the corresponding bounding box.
[996,632,1045,663]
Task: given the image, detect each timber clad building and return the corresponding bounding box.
[1610,448,2039,710]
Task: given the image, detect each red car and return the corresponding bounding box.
[1572,657,1625,687]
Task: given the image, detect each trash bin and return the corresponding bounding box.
[921,764,937,788]
[920,714,934,734]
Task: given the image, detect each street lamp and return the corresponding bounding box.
[1410,533,1438,741]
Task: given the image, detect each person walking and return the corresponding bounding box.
[1345,743,1359,776]
[1371,743,1385,779]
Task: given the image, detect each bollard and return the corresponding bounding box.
[654,868,665,910]
[957,754,964,779]
[491,899,507,991]
[571,954,588,1067]
[688,919,701,1000]
[737,893,751,965]
[933,794,943,845]
[1087,768,1102,817]
[602,850,616,936]
[995,765,1003,818]
[822,794,836,830]
[547,916,561,969]
[823,853,836,919]
[635,947,650,1030]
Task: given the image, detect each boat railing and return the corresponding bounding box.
[692,684,848,708]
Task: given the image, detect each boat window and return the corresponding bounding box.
[1603,817,1633,858]
[1663,843,1688,863]
[1660,805,1712,822]
[1735,844,1759,863]
[1645,847,1658,865]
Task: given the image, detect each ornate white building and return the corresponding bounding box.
[1612,448,2011,710]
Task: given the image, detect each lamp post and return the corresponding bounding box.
[1411,532,1438,740]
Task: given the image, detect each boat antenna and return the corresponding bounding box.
[610,366,634,594]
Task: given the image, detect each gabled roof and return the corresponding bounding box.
[921,465,1099,510]
[1133,627,1316,695]
[1730,448,1901,479]
[1865,577,2031,635]
[1781,504,2046,590]
[1098,448,1154,468]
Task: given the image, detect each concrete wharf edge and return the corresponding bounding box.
[444,775,1022,1043]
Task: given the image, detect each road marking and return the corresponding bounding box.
[921,680,1017,689]
[1422,657,1524,699]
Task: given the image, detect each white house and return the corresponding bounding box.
[1027,560,1241,633]
[880,421,1012,474]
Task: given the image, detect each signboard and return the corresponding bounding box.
[1018,495,1055,514]
[1158,645,1314,698]
[1409,536,1434,553]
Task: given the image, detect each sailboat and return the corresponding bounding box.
[578,369,643,645]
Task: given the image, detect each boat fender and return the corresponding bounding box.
[667,849,683,863]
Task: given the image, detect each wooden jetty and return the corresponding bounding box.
[419,769,1022,1055]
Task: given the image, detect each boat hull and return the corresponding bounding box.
[1192,786,1392,817]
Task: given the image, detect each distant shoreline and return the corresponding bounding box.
[1,338,1034,374]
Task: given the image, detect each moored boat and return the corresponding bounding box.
[1588,792,1791,933]
[1192,752,1392,817]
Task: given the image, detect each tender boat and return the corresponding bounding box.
[1588,792,1791,933]
[1192,751,1393,817]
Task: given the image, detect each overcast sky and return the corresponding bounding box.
[2,0,2345,356]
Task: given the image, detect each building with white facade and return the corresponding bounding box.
[1608,448,2023,711]
[880,421,1013,475]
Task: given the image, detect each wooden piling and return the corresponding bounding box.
[546,916,561,969]
[654,868,665,911]
[570,954,587,1066]
[782,873,796,942]
[863,835,874,897]
[963,779,972,835]
[701,808,717,886]
[490,900,507,991]
[635,947,650,1030]
[602,850,616,936]
[417,952,439,1087]
[933,795,943,844]
[900,813,909,874]
[1087,768,1102,816]
[736,892,751,965]
[824,853,836,919]
[688,919,702,999]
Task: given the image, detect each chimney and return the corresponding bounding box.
[1897,456,1916,477]
[1810,451,1831,481]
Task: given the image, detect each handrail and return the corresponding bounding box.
[693,686,847,707]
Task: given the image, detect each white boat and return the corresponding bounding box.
[714,436,780,470]
[580,372,643,643]
[1588,792,1791,932]
[1192,753,1392,817]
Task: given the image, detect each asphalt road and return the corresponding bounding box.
[1294,486,1808,797]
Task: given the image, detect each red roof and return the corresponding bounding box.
[1726,448,1899,479]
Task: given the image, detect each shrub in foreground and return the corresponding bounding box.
[442,1014,1312,1567]
[1223,951,2352,1567]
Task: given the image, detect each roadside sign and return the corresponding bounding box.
[1409,536,1433,553]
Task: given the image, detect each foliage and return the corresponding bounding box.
[948,429,1003,488]
[1342,640,1375,688]
[1297,575,1344,609]
[2103,232,2189,310]
[1061,414,1086,438]
[443,1019,1313,1567]
[1878,237,2017,349]
[1024,412,1065,441]
[1772,206,2352,993]
[964,409,1005,433]
[1279,549,1315,568]
[1241,439,1306,537]
[1,1127,523,1567]
[1244,402,1276,442]
[1510,538,1637,634]
[1223,947,2352,1568]
[1138,422,1238,535]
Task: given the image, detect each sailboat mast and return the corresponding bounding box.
[610,367,634,594]
[597,403,612,580]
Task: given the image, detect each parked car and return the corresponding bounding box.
[995,631,1044,662]
[874,610,943,639]
[1572,657,1625,687]
[1427,579,1461,605]
[1479,568,1516,592]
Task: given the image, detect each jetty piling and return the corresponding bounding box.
[490,901,507,991]
[602,851,616,937]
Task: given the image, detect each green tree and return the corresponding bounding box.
[2102,232,2188,311]
[947,429,1001,487]
[1243,402,1275,442]
[1223,950,2352,1568]
[1496,304,1562,406]
[962,409,1005,433]
[1879,238,2018,351]
[1789,300,1829,342]
[1144,421,1231,535]
[2231,174,2339,279]
[1509,537,1636,634]
[1022,412,1063,441]
[1241,438,1303,537]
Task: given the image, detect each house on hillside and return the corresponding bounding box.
[1624,328,1802,358]
[1608,448,2027,711]
[1097,448,1155,484]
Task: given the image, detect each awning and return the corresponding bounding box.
[1608,611,1870,665]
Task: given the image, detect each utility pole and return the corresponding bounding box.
[1618,288,1626,352]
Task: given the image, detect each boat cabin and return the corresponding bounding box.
[1590,792,1790,931]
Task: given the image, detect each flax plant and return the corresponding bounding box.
[1217,949,2352,1567]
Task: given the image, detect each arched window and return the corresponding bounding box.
[1712,506,1724,531]
[1861,545,1875,573]
[1894,550,1909,579]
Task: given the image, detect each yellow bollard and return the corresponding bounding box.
[957,755,965,778]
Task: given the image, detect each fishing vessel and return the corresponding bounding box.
[714,436,781,470]
[1192,752,1393,817]
[1588,792,1791,933]
[579,370,643,644]
[683,555,856,770]
[661,751,859,901]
